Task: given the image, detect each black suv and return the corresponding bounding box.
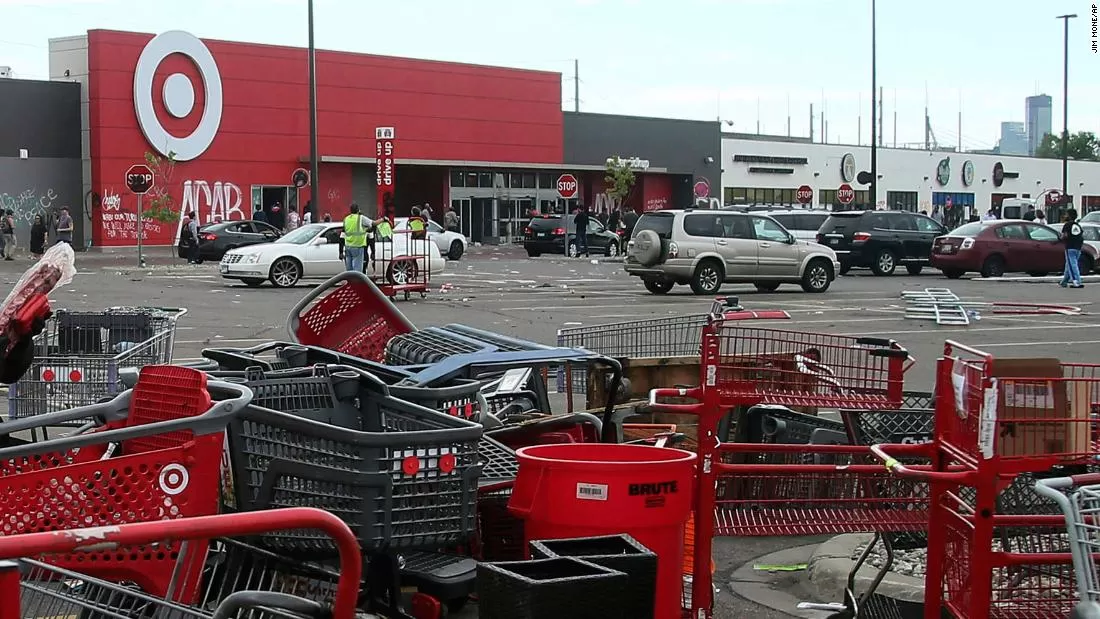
[816,210,946,275]
[523,215,620,257]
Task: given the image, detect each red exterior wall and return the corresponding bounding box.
[641,174,672,212]
[86,29,563,246]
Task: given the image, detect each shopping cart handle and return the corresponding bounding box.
[646,387,704,414]
[869,443,975,483]
[211,591,326,619]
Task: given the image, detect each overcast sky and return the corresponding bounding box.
[2,0,1098,150]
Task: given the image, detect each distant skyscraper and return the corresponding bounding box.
[1026,94,1052,156]
[999,121,1028,156]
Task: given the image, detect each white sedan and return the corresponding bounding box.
[219,222,445,288]
[394,217,467,260]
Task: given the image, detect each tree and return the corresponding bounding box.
[142,150,179,222]
[604,156,637,209]
[1035,131,1100,161]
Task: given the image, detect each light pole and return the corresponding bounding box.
[307,0,320,221]
[1057,13,1077,199]
[869,0,878,208]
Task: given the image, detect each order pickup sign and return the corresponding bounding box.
[125,164,155,195]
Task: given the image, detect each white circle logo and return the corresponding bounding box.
[158,463,190,496]
[133,31,223,162]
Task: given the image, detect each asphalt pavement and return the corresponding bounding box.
[1,244,1095,617]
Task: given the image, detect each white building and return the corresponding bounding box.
[720,134,1100,220]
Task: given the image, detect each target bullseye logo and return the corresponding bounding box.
[158,463,190,495]
[133,30,223,162]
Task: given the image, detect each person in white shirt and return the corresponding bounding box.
[287,207,300,231]
[981,209,998,222]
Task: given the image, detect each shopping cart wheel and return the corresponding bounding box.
[409,592,443,619]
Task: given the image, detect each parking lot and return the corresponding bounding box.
[2,245,1096,617]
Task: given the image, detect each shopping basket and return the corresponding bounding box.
[385,324,553,366]
[7,307,187,423]
[0,365,251,604]
[288,271,415,362]
[0,507,363,619]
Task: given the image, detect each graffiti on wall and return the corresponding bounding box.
[100,186,165,242]
[173,179,244,245]
[98,180,245,245]
[0,187,59,224]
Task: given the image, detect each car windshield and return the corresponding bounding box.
[1082,211,1100,223]
[947,222,986,237]
[277,224,325,244]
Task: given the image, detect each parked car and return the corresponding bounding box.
[219,222,445,288]
[176,219,282,262]
[1082,211,1100,224]
[930,219,1097,279]
[624,209,840,295]
[1081,222,1100,256]
[523,215,621,257]
[394,217,467,260]
[755,209,830,242]
[816,210,946,276]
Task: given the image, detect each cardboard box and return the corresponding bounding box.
[991,358,1091,460]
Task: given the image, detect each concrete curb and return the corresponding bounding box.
[806,534,924,604]
[727,544,831,618]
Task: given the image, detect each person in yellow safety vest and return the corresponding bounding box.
[370,213,393,264]
[341,203,370,273]
[409,206,427,240]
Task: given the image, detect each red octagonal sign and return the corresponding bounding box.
[125,164,155,195]
[837,183,856,205]
[796,185,813,204]
[556,173,579,199]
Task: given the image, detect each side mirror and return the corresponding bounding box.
[786,234,797,244]
[311,237,328,246]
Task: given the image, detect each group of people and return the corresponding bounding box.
[0,206,75,261]
[568,203,638,257]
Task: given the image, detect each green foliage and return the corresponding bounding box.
[604,156,637,207]
[142,150,179,223]
[1035,131,1100,161]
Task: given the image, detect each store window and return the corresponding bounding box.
[733,187,798,205]
[932,192,976,229]
[1082,196,1100,213]
[450,170,465,187]
[723,187,749,206]
[885,191,918,212]
[991,193,1016,210]
[819,189,870,211]
[538,173,554,190]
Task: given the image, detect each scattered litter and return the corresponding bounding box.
[563,322,582,326]
[992,302,1082,316]
[509,270,520,274]
[902,288,975,325]
[753,563,808,572]
[590,259,599,265]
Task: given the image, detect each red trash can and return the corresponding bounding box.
[508,443,696,619]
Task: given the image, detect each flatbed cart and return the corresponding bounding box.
[370,226,431,300]
[0,507,363,619]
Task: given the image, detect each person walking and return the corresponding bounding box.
[607,207,622,251]
[55,207,73,246]
[1023,205,1037,221]
[185,210,201,264]
[1060,208,1085,289]
[286,206,300,231]
[444,204,460,232]
[341,203,370,273]
[29,214,47,259]
[1036,210,1048,226]
[1,210,16,260]
[573,204,590,257]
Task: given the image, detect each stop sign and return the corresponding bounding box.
[125,164,155,195]
[796,185,813,204]
[556,174,579,199]
[837,183,855,205]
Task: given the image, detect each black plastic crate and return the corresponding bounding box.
[477,486,524,562]
[841,409,934,447]
[216,365,361,427]
[478,435,519,488]
[529,535,656,619]
[477,557,628,619]
[224,374,484,556]
[734,404,847,445]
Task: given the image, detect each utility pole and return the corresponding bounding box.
[869,0,878,207]
[1057,14,1077,197]
[786,95,791,137]
[957,90,962,152]
[809,103,814,142]
[573,59,579,113]
[307,0,320,221]
[878,86,884,147]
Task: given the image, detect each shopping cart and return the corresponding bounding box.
[647,317,917,618]
[1035,473,1100,619]
[0,365,251,604]
[0,507,363,619]
[288,271,416,362]
[370,226,432,300]
[870,340,1097,619]
[7,306,187,425]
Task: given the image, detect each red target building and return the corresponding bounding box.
[45,29,720,248]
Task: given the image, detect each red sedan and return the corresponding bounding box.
[930,219,1097,279]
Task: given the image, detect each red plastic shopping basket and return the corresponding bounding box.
[288,271,416,362]
[0,365,249,604]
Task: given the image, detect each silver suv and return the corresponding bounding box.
[624,209,840,295]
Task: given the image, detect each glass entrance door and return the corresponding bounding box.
[452,198,472,238]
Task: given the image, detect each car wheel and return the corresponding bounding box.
[526,249,542,258]
[1027,271,1049,277]
[753,282,781,292]
[448,240,464,261]
[1080,254,1095,275]
[242,278,265,287]
[605,242,619,257]
[871,249,897,276]
[643,279,673,295]
[905,264,924,276]
[387,259,420,285]
[689,259,723,295]
[567,242,579,258]
[942,269,965,279]
[800,259,833,293]
[980,255,1005,278]
[269,258,301,288]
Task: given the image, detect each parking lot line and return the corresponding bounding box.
[975,339,1100,348]
[836,323,1100,337]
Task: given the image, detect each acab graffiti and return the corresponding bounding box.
[99,180,245,244]
[0,187,59,224]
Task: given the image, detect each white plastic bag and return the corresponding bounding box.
[0,242,77,337]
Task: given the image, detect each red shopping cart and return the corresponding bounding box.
[870,341,1099,619]
[288,271,416,362]
[0,365,251,604]
[648,317,917,619]
[0,507,363,619]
